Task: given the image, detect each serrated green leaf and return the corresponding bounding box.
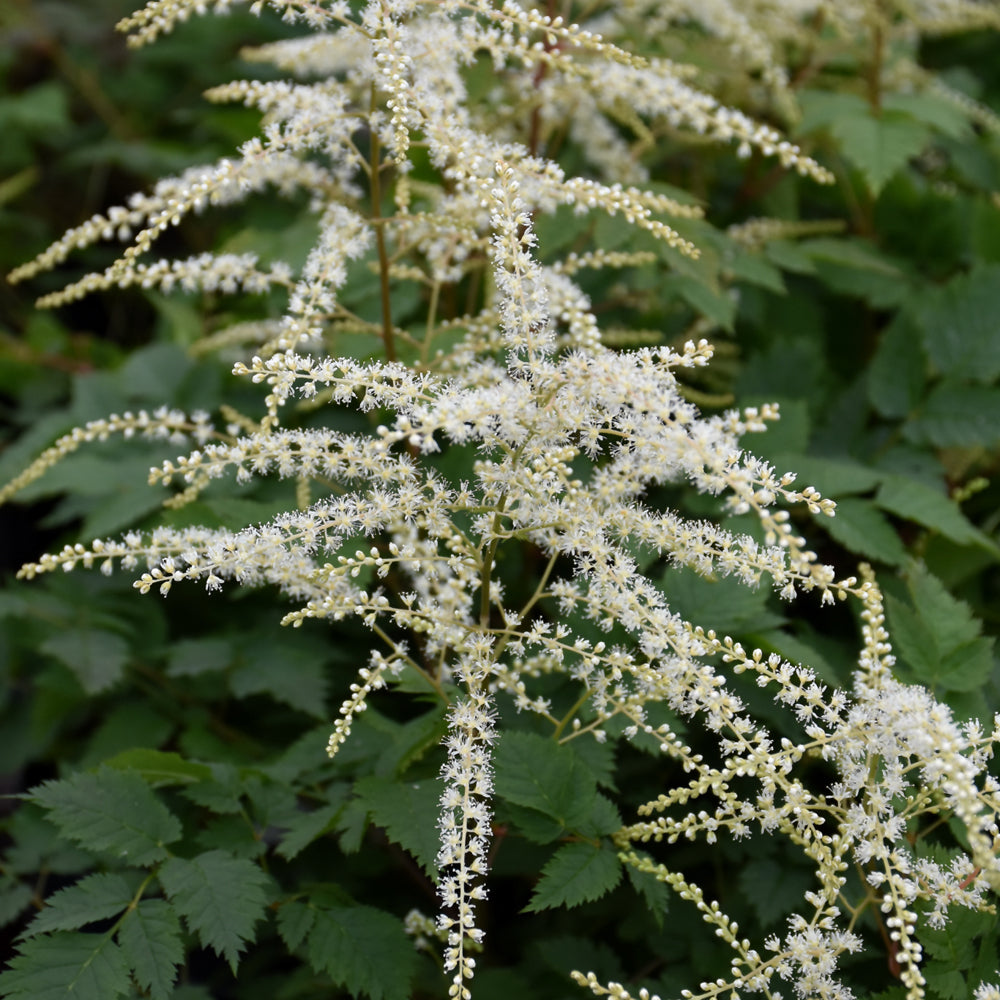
[904,382,1000,448]
[524,842,622,912]
[0,932,130,1000]
[103,749,213,787]
[868,312,927,419]
[763,240,817,275]
[876,476,997,553]
[822,497,907,566]
[303,905,416,1000]
[21,873,134,939]
[166,637,233,678]
[30,768,181,866]
[158,850,269,971]
[624,854,669,928]
[39,629,129,694]
[495,732,597,830]
[921,907,986,966]
[277,900,316,952]
[799,237,910,306]
[118,899,183,1000]
[660,273,735,332]
[915,266,1000,383]
[922,966,966,1000]
[180,764,245,815]
[933,639,995,692]
[886,594,939,683]
[0,878,33,929]
[276,796,347,861]
[908,568,982,652]
[658,566,785,633]
[576,794,622,839]
[498,802,566,844]
[801,89,932,195]
[886,573,995,692]
[882,93,971,139]
[738,859,813,928]
[354,778,440,876]
[230,635,329,717]
[727,251,786,294]
[771,455,882,499]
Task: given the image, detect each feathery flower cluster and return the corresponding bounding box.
[5,1,1000,999]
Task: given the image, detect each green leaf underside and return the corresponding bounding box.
[524,842,622,912]
[21,873,134,939]
[0,932,130,1000]
[118,900,184,1000]
[158,850,269,971]
[278,902,416,1000]
[30,768,181,866]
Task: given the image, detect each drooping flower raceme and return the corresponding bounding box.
[5,2,1000,1000]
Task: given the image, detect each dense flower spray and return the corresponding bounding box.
[5,2,1000,999]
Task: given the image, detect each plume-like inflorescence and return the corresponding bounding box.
[5,2,1000,999]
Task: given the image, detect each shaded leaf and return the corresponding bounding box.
[103,749,212,787]
[158,850,269,971]
[40,629,129,695]
[867,312,926,419]
[495,732,596,830]
[303,905,416,1000]
[276,900,316,952]
[354,778,440,876]
[118,900,183,1000]
[624,856,669,928]
[0,932,130,1000]
[904,382,1000,448]
[230,635,329,718]
[524,842,622,912]
[876,476,997,553]
[276,796,347,861]
[915,266,1000,383]
[30,768,181,866]
[21,873,134,939]
[822,497,907,566]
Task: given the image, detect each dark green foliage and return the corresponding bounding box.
[2,2,1000,999]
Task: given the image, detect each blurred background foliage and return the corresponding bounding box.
[1,2,1000,999]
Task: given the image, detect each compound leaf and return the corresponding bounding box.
[303,905,416,1000]
[118,899,183,1000]
[0,932,130,1000]
[354,777,440,876]
[524,842,622,912]
[39,629,129,695]
[21,873,134,938]
[915,266,1000,383]
[158,850,269,972]
[904,382,1000,448]
[30,768,181,867]
[876,477,997,554]
[821,497,907,566]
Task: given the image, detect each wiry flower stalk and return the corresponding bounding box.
[4,1,1000,998]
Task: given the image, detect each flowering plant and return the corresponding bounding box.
[2,2,1000,1000]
